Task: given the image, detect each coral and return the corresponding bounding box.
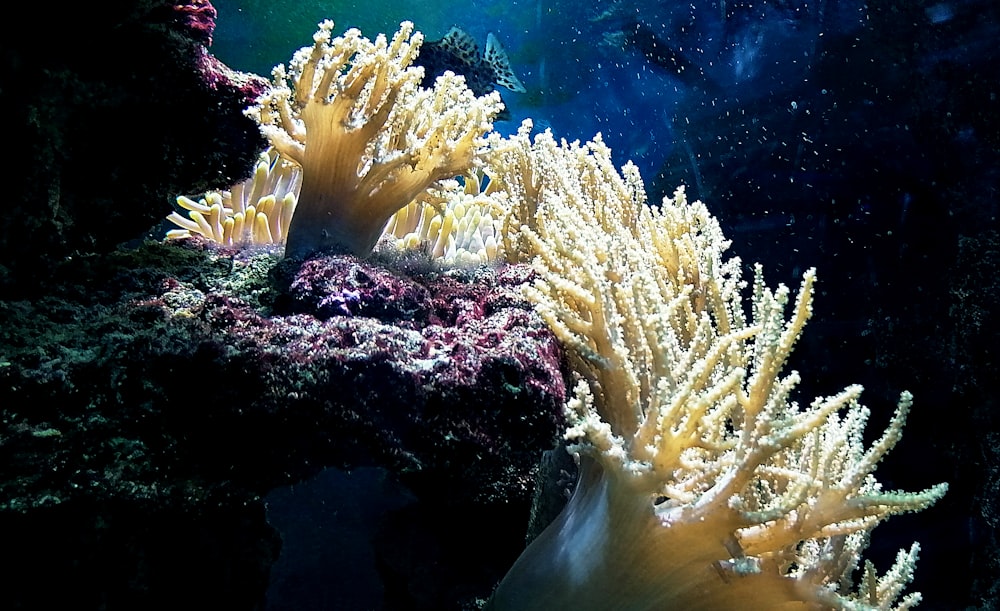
[382,173,506,265]
[168,148,506,266]
[167,147,300,246]
[246,20,503,258]
[483,122,947,610]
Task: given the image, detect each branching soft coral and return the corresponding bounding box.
[483,122,947,611]
[246,20,503,258]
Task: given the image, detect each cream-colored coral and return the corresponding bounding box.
[485,121,947,611]
[166,147,300,246]
[168,148,505,265]
[246,20,504,258]
[383,172,505,265]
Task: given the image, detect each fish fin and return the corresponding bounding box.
[485,32,526,92]
[439,26,481,65]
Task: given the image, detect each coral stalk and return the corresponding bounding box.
[247,20,502,258]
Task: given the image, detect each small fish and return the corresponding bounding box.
[416,27,526,119]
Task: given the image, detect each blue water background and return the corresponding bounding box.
[210,0,867,182]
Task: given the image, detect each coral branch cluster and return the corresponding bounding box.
[167,147,300,245]
[169,150,506,265]
[246,20,503,258]
[382,172,505,265]
[482,121,947,610]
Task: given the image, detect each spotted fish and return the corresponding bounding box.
[416,27,526,118]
